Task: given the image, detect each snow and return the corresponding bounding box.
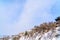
[18,27,60,40]
[1,26,60,40]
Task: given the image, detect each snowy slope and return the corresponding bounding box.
[18,26,60,40]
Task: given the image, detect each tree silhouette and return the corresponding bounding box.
[55,16,60,21]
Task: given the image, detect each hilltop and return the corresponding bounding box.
[1,16,60,40]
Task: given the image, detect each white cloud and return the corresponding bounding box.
[11,0,57,34]
[0,0,57,35]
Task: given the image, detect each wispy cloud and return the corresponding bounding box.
[0,0,57,35]
[12,0,57,34]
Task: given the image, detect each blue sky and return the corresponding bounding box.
[0,0,60,35]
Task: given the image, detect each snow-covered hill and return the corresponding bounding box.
[17,17,60,40]
[18,25,60,40]
[1,17,60,40]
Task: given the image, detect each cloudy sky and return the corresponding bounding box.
[0,0,60,35]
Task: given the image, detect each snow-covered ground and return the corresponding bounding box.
[18,27,60,40]
[0,23,57,40]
